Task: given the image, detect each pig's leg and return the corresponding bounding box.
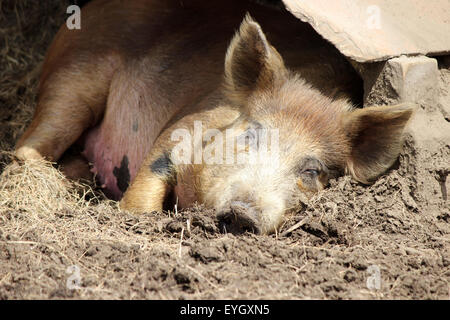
[16,100,95,162]
[119,170,169,213]
[15,64,113,162]
[59,151,93,181]
[119,148,175,213]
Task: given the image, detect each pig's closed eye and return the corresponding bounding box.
[297,157,323,176]
[302,168,320,176]
[296,157,330,193]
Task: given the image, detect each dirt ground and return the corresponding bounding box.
[0,1,449,300]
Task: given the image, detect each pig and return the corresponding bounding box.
[15,0,413,234]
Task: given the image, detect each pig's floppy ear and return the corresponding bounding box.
[224,14,286,102]
[343,104,415,184]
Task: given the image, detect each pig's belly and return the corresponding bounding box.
[82,104,159,200]
[81,124,152,200]
[80,67,179,200]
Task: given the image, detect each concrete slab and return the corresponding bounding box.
[282,0,450,62]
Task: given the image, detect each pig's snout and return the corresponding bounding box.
[217,201,261,234]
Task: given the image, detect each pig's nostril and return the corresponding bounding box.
[217,203,260,235]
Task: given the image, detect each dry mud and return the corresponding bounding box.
[0,1,449,299]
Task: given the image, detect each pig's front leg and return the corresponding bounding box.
[119,151,174,213]
[119,171,169,213]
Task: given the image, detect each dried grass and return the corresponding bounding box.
[0,157,87,213]
[0,0,70,155]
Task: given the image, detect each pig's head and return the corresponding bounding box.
[187,16,414,234]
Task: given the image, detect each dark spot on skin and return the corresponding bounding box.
[132,119,139,132]
[113,155,130,194]
[150,152,173,177]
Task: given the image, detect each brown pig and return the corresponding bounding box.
[15,0,414,234]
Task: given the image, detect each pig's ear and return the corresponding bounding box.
[343,104,415,184]
[224,14,286,102]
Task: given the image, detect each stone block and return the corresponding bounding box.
[363,55,439,107]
